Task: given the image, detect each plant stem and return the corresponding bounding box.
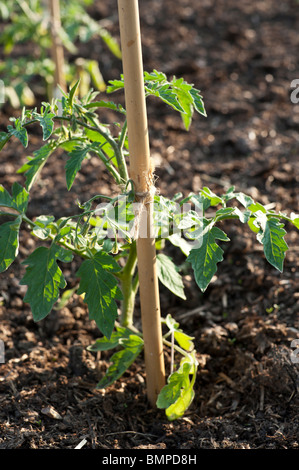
[84,114,129,185]
[118,241,137,327]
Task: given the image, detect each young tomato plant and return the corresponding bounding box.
[0,72,298,420]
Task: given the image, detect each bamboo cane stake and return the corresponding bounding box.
[117,0,165,406]
[49,0,66,97]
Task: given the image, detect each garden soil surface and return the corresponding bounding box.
[0,0,298,450]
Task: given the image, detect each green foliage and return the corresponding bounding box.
[94,333,144,389]
[156,253,186,300]
[0,0,121,107]
[0,71,298,421]
[108,69,206,130]
[0,217,22,272]
[76,251,123,338]
[187,223,230,292]
[20,244,73,321]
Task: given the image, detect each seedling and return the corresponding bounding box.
[1,3,299,419]
[1,71,298,419]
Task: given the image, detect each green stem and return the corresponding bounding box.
[118,241,138,327]
[118,119,128,151]
[83,114,129,185]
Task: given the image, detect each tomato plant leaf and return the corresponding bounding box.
[257,216,288,272]
[20,245,73,321]
[0,183,29,214]
[156,253,186,300]
[187,221,230,292]
[65,145,90,190]
[0,185,13,209]
[0,217,21,272]
[7,118,28,148]
[17,142,55,190]
[189,87,206,117]
[96,334,144,389]
[32,215,56,240]
[289,213,299,230]
[87,326,133,352]
[164,314,194,351]
[32,106,56,140]
[157,360,196,421]
[0,131,10,151]
[200,187,223,206]
[76,251,123,338]
[84,100,125,114]
[97,26,122,59]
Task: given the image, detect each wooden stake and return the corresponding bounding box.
[49,0,66,96]
[117,0,165,406]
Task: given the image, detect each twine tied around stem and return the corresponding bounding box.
[132,163,158,239]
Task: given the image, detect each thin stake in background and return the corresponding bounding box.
[49,0,66,97]
[117,0,166,406]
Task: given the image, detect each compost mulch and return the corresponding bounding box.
[0,0,298,450]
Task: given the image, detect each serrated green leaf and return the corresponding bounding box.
[257,217,288,272]
[152,84,185,114]
[290,213,299,229]
[200,187,223,206]
[96,334,143,388]
[76,251,122,338]
[172,78,194,130]
[0,183,29,214]
[0,131,10,150]
[167,232,192,256]
[20,245,73,321]
[157,361,195,420]
[174,330,194,352]
[84,100,125,114]
[65,145,90,190]
[17,142,54,190]
[157,364,189,409]
[7,119,28,147]
[248,202,267,214]
[189,88,206,117]
[11,182,29,213]
[156,253,186,300]
[106,77,125,93]
[0,185,13,209]
[69,78,80,106]
[32,215,55,240]
[87,326,132,352]
[165,381,194,421]
[164,314,194,351]
[187,221,230,292]
[235,192,254,208]
[0,217,21,272]
[32,106,55,140]
[215,207,235,217]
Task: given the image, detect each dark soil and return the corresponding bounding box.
[0,0,298,450]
